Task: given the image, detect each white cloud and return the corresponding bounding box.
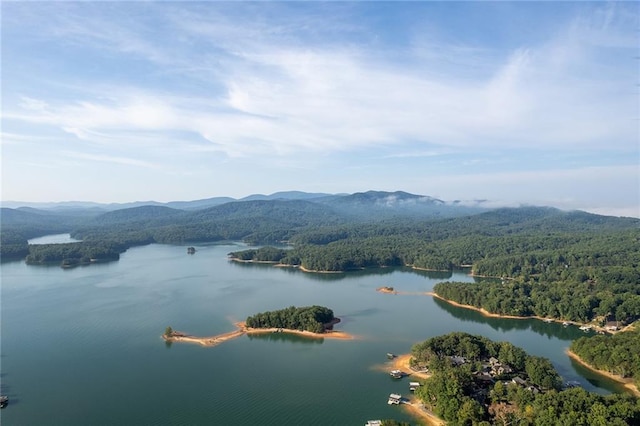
[63,151,158,169]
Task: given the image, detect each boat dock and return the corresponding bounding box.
[388,393,402,405]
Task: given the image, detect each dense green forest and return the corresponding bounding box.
[411,332,640,426]
[432,274,640,325]
[245,305,336,334]
[570,330,640,387]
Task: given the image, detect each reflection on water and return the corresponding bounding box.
[246,332,324,345]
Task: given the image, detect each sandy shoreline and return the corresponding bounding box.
[163,321,354,347]
[566,349,640,397]
[386,354,443,426]
[428,292,620,334]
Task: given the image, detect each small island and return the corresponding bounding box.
[163,305,353,347]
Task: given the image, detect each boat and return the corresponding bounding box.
[0,396,8,409]
[579,325,592,332]
[386,353,396,359]
[390,369,403,379]
[387,393,402,405]
[544,318,553,323]
[562,321,570,327]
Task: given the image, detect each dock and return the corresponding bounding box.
[388,393,402,405]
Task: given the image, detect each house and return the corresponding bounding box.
[475,372,495,383]
[497,364,513,375]
[450,355,467,366]
[605,321,618,331]
[512,377,527,386]
[489,357,500,366]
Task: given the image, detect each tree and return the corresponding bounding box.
[164,326,173,337]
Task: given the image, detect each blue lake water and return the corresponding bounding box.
[1,242,624,425]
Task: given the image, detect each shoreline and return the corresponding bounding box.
[388,354,443,426]
[566,349,640,397]
[428,292,618,334]
[163,321,354,347]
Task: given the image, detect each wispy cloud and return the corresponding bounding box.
[63,151,158,169]
[1,2,637,209]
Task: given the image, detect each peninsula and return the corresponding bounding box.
[393,332,640,425]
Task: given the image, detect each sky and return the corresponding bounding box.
[1,1,638,217]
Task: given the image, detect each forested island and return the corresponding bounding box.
[408,332,640,425]
[245,305,338,334]
[162,306,350,347]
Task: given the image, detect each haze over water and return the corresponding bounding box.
[1,241,624,425]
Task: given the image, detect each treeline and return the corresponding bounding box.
[230,226,639,273]
[411,332,640,425]
[245,305,335,334]
[570,330,640,387]
[25,241,133,267]
[433,275,640,324]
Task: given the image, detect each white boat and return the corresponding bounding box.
[387,393,402,405]
[390,369,403,378]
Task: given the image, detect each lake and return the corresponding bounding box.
[1,242,625,425]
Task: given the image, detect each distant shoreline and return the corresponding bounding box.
[163,321,354,347]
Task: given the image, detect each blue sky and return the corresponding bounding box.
[2,2,638,217]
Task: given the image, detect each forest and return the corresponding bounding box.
[570,330,640,387]
[411,332,640,426]
[245,305,336,334]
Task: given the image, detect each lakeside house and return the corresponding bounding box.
[605,321,619,331]
[450,355,467,366]
[512,377,527,386]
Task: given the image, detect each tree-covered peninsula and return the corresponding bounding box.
[410,332,640,425]
[570,330,640,388]
[245,305,336,334]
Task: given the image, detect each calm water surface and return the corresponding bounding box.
[1,243,624,425]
